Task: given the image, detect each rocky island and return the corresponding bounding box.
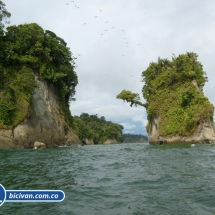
[117,52,215,144]
[0,22,80,148]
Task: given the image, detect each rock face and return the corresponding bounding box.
[148,114,215,144]
[0,75,80,148]
[103,138,118,144]
[34,141,46,149]
[81,138,94,145]
[148,112,215,144]
[147,77,215,145]
[81,138,118,145]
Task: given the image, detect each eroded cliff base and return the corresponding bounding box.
[148,116,215,144]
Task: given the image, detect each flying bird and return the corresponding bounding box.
[94,16,97,18]
[112,27,115,29]
[105,21,108,23]
[66,3,69,5]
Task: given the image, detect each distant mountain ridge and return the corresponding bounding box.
[123,133,148,143]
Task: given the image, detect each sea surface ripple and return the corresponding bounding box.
[1,143,215,214]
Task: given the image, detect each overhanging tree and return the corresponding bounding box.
[116,89,147,108]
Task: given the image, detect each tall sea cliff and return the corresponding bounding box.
[0,74,80,148]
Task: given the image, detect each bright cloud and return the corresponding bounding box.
[120,123,136,130]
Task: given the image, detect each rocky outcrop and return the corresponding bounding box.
[148,115,215,144]
[103,138,118,144]
[81,138,94,145]
[0,74,80,149]
[34,141,46,149]
[81,138,119,145]
[148,78,215,144]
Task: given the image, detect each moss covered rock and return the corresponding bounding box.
[117,52,215,144]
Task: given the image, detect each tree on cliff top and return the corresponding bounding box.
[117,52,214,137]
[116,90,147,108]
[0,0,11,30]
[4,23,78,102]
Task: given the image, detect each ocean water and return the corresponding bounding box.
[1,143,215,215]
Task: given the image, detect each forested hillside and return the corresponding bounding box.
[74,113,124,143]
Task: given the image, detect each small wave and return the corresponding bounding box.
[121,147,136,152]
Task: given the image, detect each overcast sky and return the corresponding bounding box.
[4,0,215,135]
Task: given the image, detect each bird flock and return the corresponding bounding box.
[64,1,145,113]
[65,0,142,60]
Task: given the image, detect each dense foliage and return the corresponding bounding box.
[0,2,78,128]
[74,113,124,143]
[117,52,214,137]
[142,52,214,136]
[116,90,147,108]
[123,133,148,143]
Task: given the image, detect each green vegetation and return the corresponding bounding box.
[117,52,214,137]
[116,90,147,108]
[0,2,78,129]
[74,113,124,143]
[123,133,148,143]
